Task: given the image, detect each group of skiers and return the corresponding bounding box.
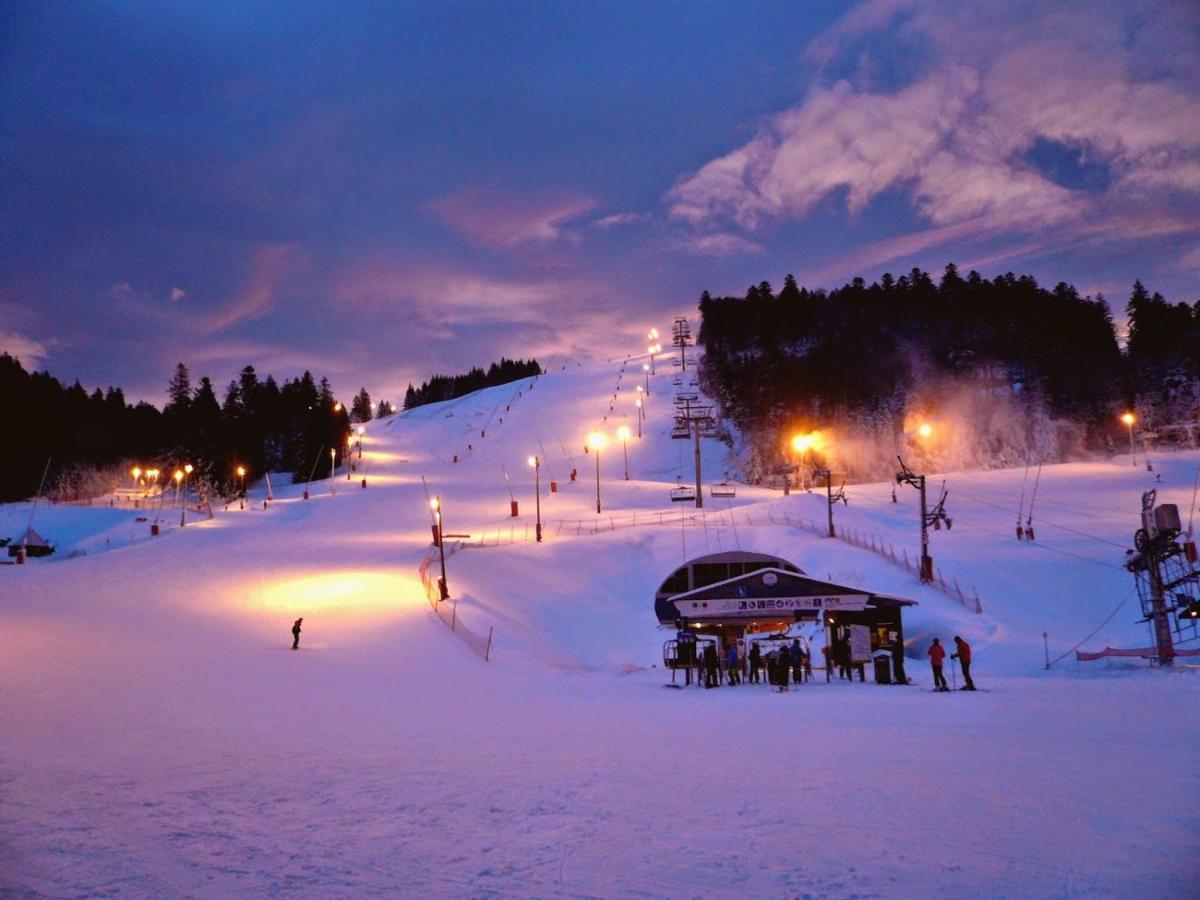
[679,637,817,691]
[927,635,976,690]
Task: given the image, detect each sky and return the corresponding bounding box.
[2,0,1198,405]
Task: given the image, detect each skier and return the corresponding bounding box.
[952,635,976,691]
[725,642,740,685]
[928,637,949,691]
[837,635,852,680]
[703,642,719,689]
[291,617,303,650]
[791,638,804,685]
[748,642,762,683]
[821,643,833,682]
[777,644,791,692]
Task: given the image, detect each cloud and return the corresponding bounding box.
[0,329,54,368]
[676,232,766,257]
[169,286,186,302]
[665,0,1200,272]
[428,187,597,248]
[592,212,650,229]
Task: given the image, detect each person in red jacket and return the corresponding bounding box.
[928,637,949,691]
[952,635,976,690]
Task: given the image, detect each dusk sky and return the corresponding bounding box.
[2,0,1198,404]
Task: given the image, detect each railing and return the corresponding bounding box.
[417,544,494,661]
[454,504,984,614]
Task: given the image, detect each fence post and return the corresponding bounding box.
[485,626,494,662]
[451,599,457,630]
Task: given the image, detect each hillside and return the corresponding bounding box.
[2,349,1197,896]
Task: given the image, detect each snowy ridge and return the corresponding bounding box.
[2,350,1198,896]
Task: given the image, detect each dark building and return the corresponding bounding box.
[656,551,915,683]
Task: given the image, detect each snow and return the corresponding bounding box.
[2,354,1198,897]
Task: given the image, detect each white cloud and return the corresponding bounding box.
[592,212,649,229]
[665,1,1200,270]
[169,286,186,302]
[428,187,597,248]
[676,232,766,257]
[0,329,54,368]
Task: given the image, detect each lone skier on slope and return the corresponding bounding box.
[928,637,948,691]
[952,635,976,691]
[291,617,303,650]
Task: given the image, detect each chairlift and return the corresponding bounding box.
[711,482,737,498]
[670,476,697,502]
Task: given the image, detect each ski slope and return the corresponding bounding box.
[2,352,1198,897]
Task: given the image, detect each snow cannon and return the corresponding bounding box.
[510,500,519,518]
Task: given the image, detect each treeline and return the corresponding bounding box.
[697,266,1199,478]
[403,358,541,410]
[0,356,371,503]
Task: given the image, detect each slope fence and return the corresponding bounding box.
[457,505,984,614]
[417,543,494,661]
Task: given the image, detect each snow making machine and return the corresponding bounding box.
[657,551,916,685]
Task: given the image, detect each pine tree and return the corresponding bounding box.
[167,363,191,412]
[351,387,373,422]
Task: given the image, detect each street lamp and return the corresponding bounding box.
[174,468,185,526]
[617,425,632,480]
[236,465,246,509]
[635,397,643,438]
[587,430,608,513]
[1121,412,1136,465]
[527,455,543,542]
[430,497,449,599]
[329,447,337,495]
[357,425,365,460]
[642,363,651,397]
[131,465,142,487]
[917,423,933,439]
[790,433,815,493]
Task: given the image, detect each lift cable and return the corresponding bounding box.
[951,488,1128,550]
[1046,587,1138,668]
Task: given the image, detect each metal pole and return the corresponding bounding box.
[436,501,449,600]
[645,368,650,397]
[1042,630,1049,669]
[623,438,629,481]
[534,458,542,542]
[595,450,602,514]
[826,471,835,538]
[693,419,703,509]
[1128,422,1136,466]
[1147,545,1175,666]
[919,474,931,582]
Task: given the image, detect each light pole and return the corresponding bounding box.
[1121,412,1136,465]
[588,431,607,513]
[527,455,543,542]
[330,447,337,495]
[357,425,365,460]
[617,425,631,480]
[790,433,813,492]
[635,398,643,438]
[236,465,246,509]
[430,496,449,600]
[642,363,651,397]
[346,435,352,479]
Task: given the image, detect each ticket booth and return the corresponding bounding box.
[656,551,915,684]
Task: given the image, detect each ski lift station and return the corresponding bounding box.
[656,551,916,683]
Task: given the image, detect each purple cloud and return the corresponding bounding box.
[428,187,597,248]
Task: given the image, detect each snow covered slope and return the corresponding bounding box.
[2,351,1198,897]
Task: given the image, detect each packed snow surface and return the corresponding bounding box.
[2,355,1198,897]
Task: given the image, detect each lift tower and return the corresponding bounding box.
[672,317,692,372]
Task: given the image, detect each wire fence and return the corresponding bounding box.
[454,504,984,614]
[417,543,494,661]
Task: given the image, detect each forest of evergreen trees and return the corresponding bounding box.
[698,266,1199,479]
[402,358,542,410]
[0,357,356,503]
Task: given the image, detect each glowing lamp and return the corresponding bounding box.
[587,431,608,452]
[917,423,933,439]
[617,425,631,441]
[1120,412,1135,426]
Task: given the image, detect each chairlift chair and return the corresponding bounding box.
[711,482,737,498]
[670,476,697,502]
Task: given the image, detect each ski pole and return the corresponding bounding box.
[951,659,958,691]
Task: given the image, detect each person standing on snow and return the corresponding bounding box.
[703,642,719,689]
[777,643,791,692]
[291,617,303,650]
[791,638,804,685]
[928,637,948,691]
[748,643,762,683]
[952,635,976,691]
[725,642,740,685]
